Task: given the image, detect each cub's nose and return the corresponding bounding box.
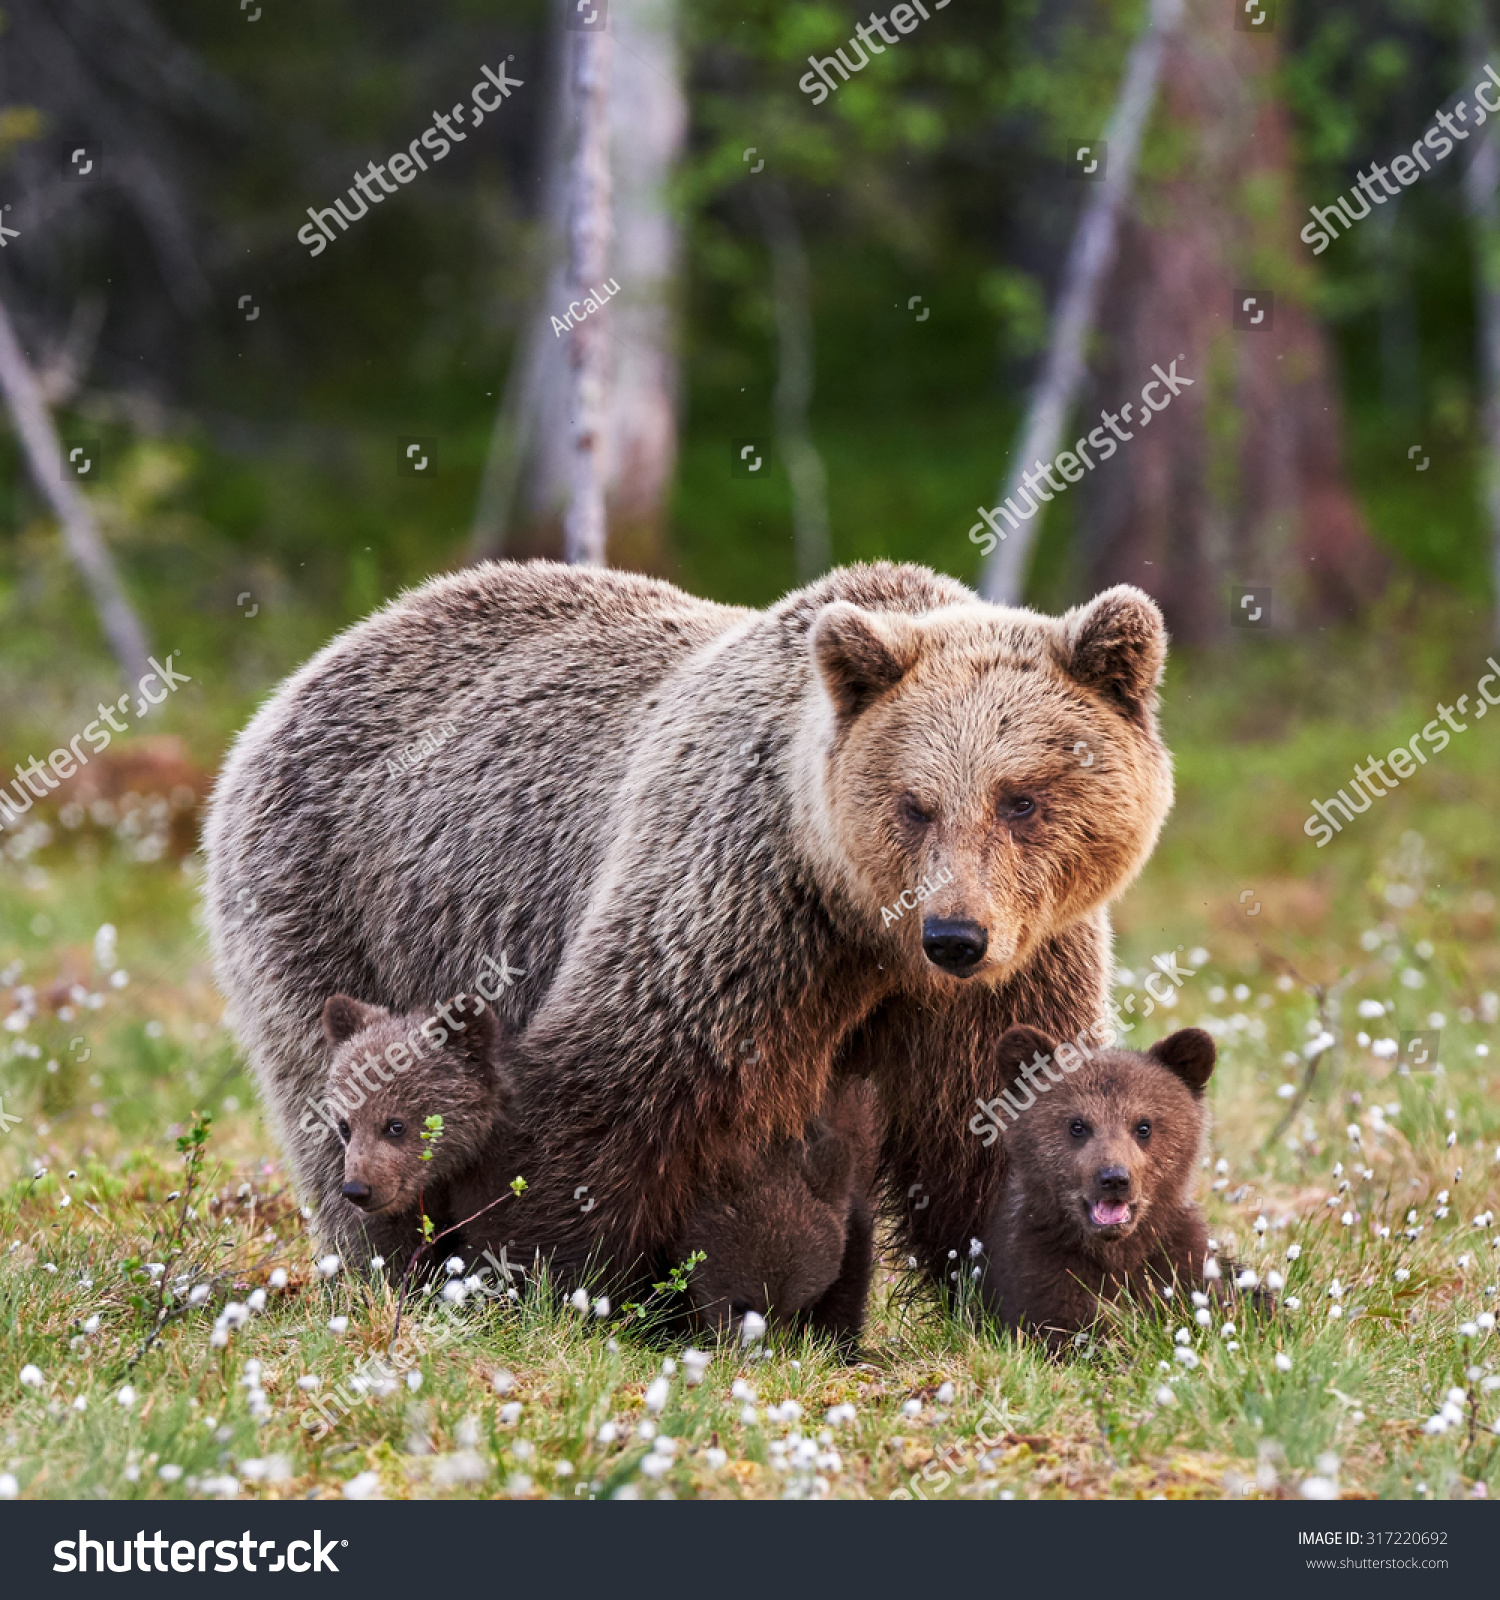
[341,1181,372,1208]
[921,918,989,974]
[1096,1165,1130,1195]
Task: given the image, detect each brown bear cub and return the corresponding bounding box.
[681,1079,881,1349]
[979,1025,1264,1347]
[320,992,519,1271]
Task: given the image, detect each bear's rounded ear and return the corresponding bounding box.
[1148,1029,1216,1095]
[1059,585,1167,728]
[322,994,386,1046]
[810,602,923,723]
[802,1121,855,1205]
[445,994,503,1074]
[995,1023,1061,1078]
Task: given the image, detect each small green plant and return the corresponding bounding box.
[419,1114,444,1161]
[652,1249,707,1298]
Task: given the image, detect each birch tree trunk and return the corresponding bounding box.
[0,292,151,685]
[754,180,831,582]
[604,0,686,574]
[561,24,613,567]
[979,0,1182,604]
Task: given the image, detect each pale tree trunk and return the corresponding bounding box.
[980,0,1183,604]
[1465,8,1500,640]
[754,180,831,582]
[605,0,686,574]
[1071,0,1385,641]
[482,0,683,570]
[0,291,151,685]
[468,0,571,563]
[562,23,613,567]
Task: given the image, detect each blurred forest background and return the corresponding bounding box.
[0,0,1496,795]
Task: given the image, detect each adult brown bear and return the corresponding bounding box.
[204,560,1172,1288]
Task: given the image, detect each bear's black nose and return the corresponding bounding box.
[1096,1165,1130,1194]
[921,918,989,973]
[342,1181,372,1207]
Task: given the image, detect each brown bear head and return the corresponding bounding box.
[807,586,1172,988]
[321,992,507,1219]
[993,1024,1214,1254]
[681,1120,858,1337]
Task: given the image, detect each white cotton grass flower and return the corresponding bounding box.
[568,1288,590,1313]
[440,1279,467,1304]
[595,1420,617,1444]
[1274,1352,1292,1372]
[1173,1348,1200,1368]
[643,1377,670,1415]
[491,1369,516,1395]
[188,1284,211,1307]
[1191,1290,1210,1308]
[1300,1475,1339,1500]
[405,1371,422,1392]
[825,1403,857,1426]
[1254,1215,1268,1235]
[317,1254,342,1279]
[703,1447,728,1470]
[1175,1327,1192,1345]
[0,1473,17,1499]
[731,1379,755,1402]
[739,1310,767,1345]
[593,1296,610,1317]
[158,1464,183,1483]
[18,1364,43,1390]
[1195,1308,1211,1327]
[246,1290,266,1314]
[936,1382,955,1405]
[1266,1271,1285,1292]
[296,1375,320,1393]
[1356,999,1385,1019]
[1235,1269,1259,1290]
[682,1349,712,1386]
[1372,1038,1398,1059]
[116,1385,136,1408]
[499,1402,522,1426]
[739,1404,759,1426]
[342,1470,382,1500]
[1286,1244,1302,1261]
[268,1268,288,1290]
[443,1256,465,1277]
[1154,1384,1176,1406]
[82,1315,101,1335]
[72,1395,86,1412]
[900,1398,922,1418]
[327,1316,349,1334]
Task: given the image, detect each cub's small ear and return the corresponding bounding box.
[995,1024,1061,1078]
[1149,1029,1216,1095]
[444,994,504,1075]
[810,603,923,722]
[803,1121,855,1205]
[1059,585,1166,727]
[322,994,386,1046]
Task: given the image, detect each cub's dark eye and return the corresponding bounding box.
[1069,1118,1089,1139]
[1002,795,1037,821]
[901,796,933,826]
[385,1119,405,1138]
[1135,1120,1152,1142]
[336,1119,350,1143]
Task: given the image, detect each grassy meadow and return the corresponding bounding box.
[0,599,1497,1502]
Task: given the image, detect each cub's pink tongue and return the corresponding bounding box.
[1091,1200,1130,1227]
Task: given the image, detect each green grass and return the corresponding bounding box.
[0,617,1497,1502]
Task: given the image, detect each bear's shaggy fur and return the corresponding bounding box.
[320,992,519,1271]
[979,1026,1252,1345]
[204,560,1173,1283]
[682,1078,880,1345]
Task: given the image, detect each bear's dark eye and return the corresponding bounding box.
[385,1119,405,1138]
[1069,1118,1089,1139]
[336,1119,350,1143]
[1135,1119,1152,1142]
[900,795,933,827]
[1001,794,1037,821]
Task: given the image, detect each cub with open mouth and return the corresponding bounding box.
[977,1024,1268,1346]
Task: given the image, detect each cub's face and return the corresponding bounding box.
[683,1130,854,1337]
[810,588,1173,987]
[996,1027,1214,1253]
[320,993,505,1218]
